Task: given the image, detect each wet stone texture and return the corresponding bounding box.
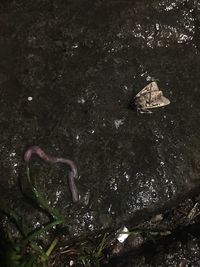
[109,237,200,267]
[0,0,200,238]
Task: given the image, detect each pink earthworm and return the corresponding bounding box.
[24,146,79,203]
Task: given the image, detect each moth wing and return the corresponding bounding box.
[135,81,159,98]
[145,96,170,109]
[149,90,163,101]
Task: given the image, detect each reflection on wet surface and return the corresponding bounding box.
[0,0,200,237]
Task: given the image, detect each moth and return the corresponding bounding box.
[133,81,170,113]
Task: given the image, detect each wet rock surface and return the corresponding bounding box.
[107,194,200,267]
[0,0,200,253]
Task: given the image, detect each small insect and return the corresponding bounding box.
[133,81,170,113]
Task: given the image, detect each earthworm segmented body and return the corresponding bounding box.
[24,146,79,203]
